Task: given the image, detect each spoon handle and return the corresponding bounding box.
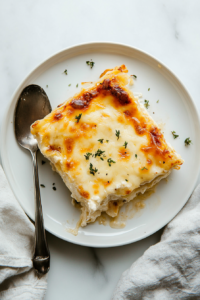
[31,150,50,274]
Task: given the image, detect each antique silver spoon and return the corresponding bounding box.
[15,84,51,274]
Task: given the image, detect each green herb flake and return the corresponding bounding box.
[172,131,179,139]
[40,184,45,188]
[131,75,137,79]
[141,167,148,170]
[84,152,92,160]
[64,69,67,75]
[53,187,57,191]
[68,84,71,86]
[106,140,109,143]
[148,88,150,91]
[98,139,104,144]
[115,130,120,140]
[89,163,98,175]
[163,161,165,164]
[185,137,192,146]
[123,141,128,149]
[135,154,137,158]
[95,149,105,158]
[86,60,95,69]
[75,113,82,123]
[144,100,150,109]
[46,85,48,88]
[125,179,128,182]
[157,100,159,103]
[100,157,104,161]
[107,158,116,167]
[76,83,78,88]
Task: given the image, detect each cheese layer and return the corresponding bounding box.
[31,65,184,226]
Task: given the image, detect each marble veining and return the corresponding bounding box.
[1,0,200,299]
[90,248,107,280]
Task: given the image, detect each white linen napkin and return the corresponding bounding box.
[0,165,47,299]
[113,184,200,299]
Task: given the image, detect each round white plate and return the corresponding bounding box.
[1,42,200,247]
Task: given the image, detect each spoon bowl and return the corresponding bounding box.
[15,84,51,274]
[15,85,51,151]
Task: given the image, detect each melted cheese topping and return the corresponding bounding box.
[31,65,184,227]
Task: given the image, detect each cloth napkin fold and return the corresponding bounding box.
[0,165,47,299]
[113,184,200,299]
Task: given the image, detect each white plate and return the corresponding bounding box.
[1,42,200,247]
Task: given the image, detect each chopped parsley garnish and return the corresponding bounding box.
[42,160,46,165]
[46,85,48,88]
[115,130,120,140]
[100,157,104,161]
[98,139,104,144]
[135,154,137,158]
[84,152,92,160]
[95,149,105,158]
[89,163,98,175]
[107,158,116,166]
[76,83,78,87]
[148,88,150,91]
[86,60,95,69]
[40,184,45,188]
[157,100,159,103]
[64,69,67,75]
[125,179,128,182]
[172,131,179,139]
[131,75,137,79]
[106,140,109,143]
[123,141,128,149]
[185,137,192,146]
[144,100,150,109]
[53,187,57,191]
[75,113,82,123]
[141,167,148,170]
[68,84,71,86]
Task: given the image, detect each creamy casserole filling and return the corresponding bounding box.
[31,65,184,227]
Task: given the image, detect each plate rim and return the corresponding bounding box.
[1,41,200,247]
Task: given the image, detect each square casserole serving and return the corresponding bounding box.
[31,65,184,227]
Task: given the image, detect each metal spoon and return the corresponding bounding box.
[15,84,51,274]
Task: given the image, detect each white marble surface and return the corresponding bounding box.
[1,0,200,299]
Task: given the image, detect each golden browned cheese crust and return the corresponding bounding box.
[31,65,184,227]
